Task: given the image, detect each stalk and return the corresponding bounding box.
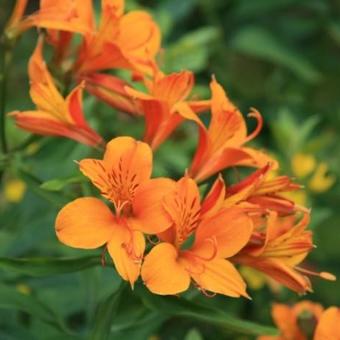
[0,41,12,154]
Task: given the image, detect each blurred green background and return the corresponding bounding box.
[1,0,340,339]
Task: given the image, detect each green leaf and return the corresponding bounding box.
[18,168,70,207]
[40,176,85,192]
[90,283,125,340]
[164,27,220,72]
[0,256,101,276]
[233,0,302,18]
[0,283,70,334]
[136,287,278,336]
[231,26,321,83]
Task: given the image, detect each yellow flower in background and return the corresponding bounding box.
[4,178,26,203]
[25,142,41,156]
[291,153,335,194]
[282,190,307,207]
[16,283,32,295]
[291,153,316,178]
[309,162,336,193]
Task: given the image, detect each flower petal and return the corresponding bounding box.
[107,224,145,287]
[271,304,298,339]
[79,137,153,204]
[200,175,226,218]
[141,243,190,295]
[236,257,312,294]
[209,77,247,147]
[314,307,340,339]
[103,136,152,182]
[194,209,253,259]
[152,71,194,107]
[55,197,114,249]
[186,257,249,298]
[132,178,176,234]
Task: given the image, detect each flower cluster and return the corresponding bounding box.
[258,301,340,340]
[7,0,335,298]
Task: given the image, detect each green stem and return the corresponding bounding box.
[0,42,12,154]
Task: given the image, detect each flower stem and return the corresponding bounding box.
[0,41,12,154]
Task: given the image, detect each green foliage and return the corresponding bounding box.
[1,0,340,339]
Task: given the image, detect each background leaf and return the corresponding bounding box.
[0,256,101,276]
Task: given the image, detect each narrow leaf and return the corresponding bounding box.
[0,255,101,276]
[136,287,278,336]
[90,283,125,340]
[40,176,85,191]
[231,26,321,83]
[0,283,71,334]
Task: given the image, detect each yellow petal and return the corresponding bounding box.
[291,153,316,178]
[4,178,26,203]
[308,162,335,193]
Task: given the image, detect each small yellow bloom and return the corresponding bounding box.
[148,336,160,340]
[16,283,31,295]
[291,153,316,178]
[308,162,335,193]
[4,178,26,203]
[282,190,307,206]
[25,142,40,156]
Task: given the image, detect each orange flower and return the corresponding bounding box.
[223,164,303,215]
[234,212,312,293]
[314,307,340,339]
[259,302,340,340]
[258,301,324,340]
[83,73,142,115]
[74,0,161,78]
[188,77,277,182]
[55,136,175,286]
[10,38,103,147]
[5,0,92,40]
[125,70,210,149]
[234,212,335,293]
[4,0,28,38]
[141,176,253,297]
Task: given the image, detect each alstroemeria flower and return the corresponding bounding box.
[5,0,92,40]
[233,212,335,293]
[188,77,277,182]
[56,136,175,286]
[74,0,161,78]
[314,307,340,340]
[258,302,340,340]
[125,70,210,149]
[83,73,142,115]
[223,164,303,215]
[141,176,253,297]
[10,38,102,147]
[259,301,323,340]
[4,0,28,39]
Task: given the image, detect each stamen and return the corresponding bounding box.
[185,258,206,275]
[195,282,216,298]
[189,237,218,261]
[296,267,336,281]
[147,235,160,245]
[244,108,263,143]
[121,224,143,262]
